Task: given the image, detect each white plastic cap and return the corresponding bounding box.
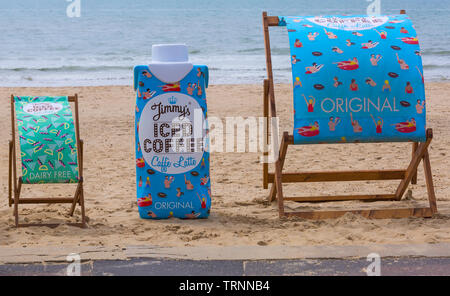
[151,44,189,63]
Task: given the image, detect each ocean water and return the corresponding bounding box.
[0,0,449,86]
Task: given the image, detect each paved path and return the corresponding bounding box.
[1,257,450,276]
[1,243,450,276]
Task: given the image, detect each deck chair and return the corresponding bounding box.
[8,94,85,227]
[261,10,438,219]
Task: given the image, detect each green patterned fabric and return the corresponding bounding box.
[14,96,79,184]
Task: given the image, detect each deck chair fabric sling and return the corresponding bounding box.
[262,10,437,219]
[8,94,85,227]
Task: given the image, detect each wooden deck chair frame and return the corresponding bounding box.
[261,10,438,219]
[8,94,86,228]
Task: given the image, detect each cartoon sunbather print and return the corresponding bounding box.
[398,37,419,44]
[200,174,209,186]
[352,31,363,37]
[302,94,315,112]
[328,116,341,131]
[164,175,174,189]
[335,57,359,70]
[396,53,409,70]
[292,55,301,64]
[147,211,157,218]
[392,118,416,133]
[296,121,320,137]
[332,47,343,54]
[294,77,302,88]
[311,121,319,131]
[305,62,323,74]
[365,77,376,87]
[333,76,342,87]
[197,81,203,97]
[405,82,414,94]
[350,79,359,91]
[176,187,184,198]
[197,67,205,78]
[313,121,319,129]
[370,54,382,66]
[196,193,207,209]
[350,113,363,133]
[400,27,408,34]
[307,32,319,41]
[184,174,194,190]
[362,40,379,49]
[346,39,355,46]
[406,118,417,128]
[416,99,425,114]
[382,80,391,92]
[187,83,194,95]
[185,211,201,219]
[139,88,156,100]
[200,157,206,168]
[370,114,384,133]
[374,29,387,39]
[142,70,152,78]
[324,28,337,39]
[294,39,303,48]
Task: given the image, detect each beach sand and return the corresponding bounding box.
[1,83,449,248]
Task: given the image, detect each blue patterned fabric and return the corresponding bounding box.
[133,65,211,219]
[282,14,426,144]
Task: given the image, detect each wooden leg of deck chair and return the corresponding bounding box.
[275,133,289,217]
[412,142,418,184]
[8,141,13,207]
[14,179,22,227]
[263,80,269,189]
[274,156,285,218]
[269,132,289,202]
[395,129,432,200]
[80,183,86,227]
[423,150,437,213]
[69,182,81,216]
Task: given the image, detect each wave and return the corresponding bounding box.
[423,64,450,70]
[237,48,265,53]
[271,48,291,55]
[421,50,450,56]
[0,65,133,72]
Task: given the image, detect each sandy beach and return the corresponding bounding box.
[1,83,449,248]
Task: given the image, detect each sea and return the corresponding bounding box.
[0,0,449,86]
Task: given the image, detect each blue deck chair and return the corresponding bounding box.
[261,10,437,219]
